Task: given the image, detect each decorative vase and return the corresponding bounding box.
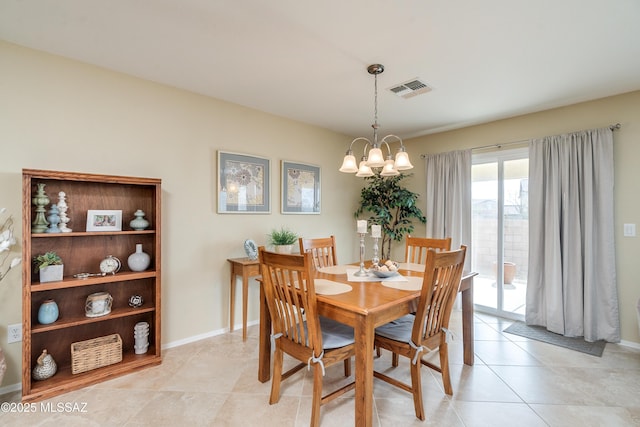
[31,183,50,233]
[32,349,57,380]
[45,204,62,233]
[274,244,294,254]
[128,244,150,271]
[129,209,150,230]
[85,292,113,317]
[38,299,59,324]
[128,294,144,308]
[39,264,64,283]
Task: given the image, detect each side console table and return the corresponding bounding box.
[227,257,261,340]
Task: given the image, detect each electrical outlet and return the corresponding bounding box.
[7,323,22,343]
[623,223,636,237]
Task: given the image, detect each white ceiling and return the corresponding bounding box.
[1,0,639,139]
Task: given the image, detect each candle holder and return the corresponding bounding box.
[371,237,380,266]
[354,232,369,276]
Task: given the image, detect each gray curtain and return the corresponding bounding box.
[527,127,620,342]
[423,149,472,267]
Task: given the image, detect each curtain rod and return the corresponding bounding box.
[420,123,621,157]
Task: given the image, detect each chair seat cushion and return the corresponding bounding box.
[375,314,416,343]
[319,316,355,349]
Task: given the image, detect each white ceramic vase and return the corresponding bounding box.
[128,244,151,272]
[274,244,294,254]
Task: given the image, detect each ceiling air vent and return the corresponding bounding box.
[388,78,432,99]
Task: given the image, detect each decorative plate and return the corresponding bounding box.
[244,239,258,260]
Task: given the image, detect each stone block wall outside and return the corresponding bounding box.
[472,217,529,281]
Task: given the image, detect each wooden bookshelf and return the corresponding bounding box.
[21,169,162,402]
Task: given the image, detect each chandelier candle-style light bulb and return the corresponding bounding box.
[380,159,399,176]
[394,149,414,170]
[356,161,374,177]
[365,146,385,168]
[339,153,358,173]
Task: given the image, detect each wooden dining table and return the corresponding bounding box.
[257,264,477,427]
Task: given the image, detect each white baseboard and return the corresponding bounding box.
[0,381,21,398]
[619,339,640,350]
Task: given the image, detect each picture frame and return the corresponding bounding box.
[281,161,321,214]
[86,210,123,232]
[217,151,271,213]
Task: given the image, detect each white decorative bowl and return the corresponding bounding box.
[370,269,399,278]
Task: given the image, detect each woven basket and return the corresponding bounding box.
[71,333,122,374]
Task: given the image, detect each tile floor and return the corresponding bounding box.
[1,311,640,426]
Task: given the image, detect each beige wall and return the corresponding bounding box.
[406,90,640,345]
[0,41,363,388]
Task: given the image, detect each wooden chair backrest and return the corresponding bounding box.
[258,246,322,353]
[298,235,338,270]
[404,236,452,264]
[412,246,466,346]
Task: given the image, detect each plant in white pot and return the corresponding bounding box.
[267,227,298,254]
[34,251,64,283]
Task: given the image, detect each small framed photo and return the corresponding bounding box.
[86,210,123,232]
[281,161,321,214]
[217,151,271,213]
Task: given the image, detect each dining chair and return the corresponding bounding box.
[373,246,467,421]
[404,235,452,264]
[298,235,338,270]
[376,236,453,359]
[258,246,355,427]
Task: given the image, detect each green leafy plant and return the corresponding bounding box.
[354,174,426,259]
[267,227,298,246]
[33,251,63,273]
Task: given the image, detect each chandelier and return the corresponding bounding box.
[339,64,413,177]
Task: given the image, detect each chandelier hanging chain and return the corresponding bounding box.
[373,69,378,138]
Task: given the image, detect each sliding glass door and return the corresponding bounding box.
[471,147,528,320]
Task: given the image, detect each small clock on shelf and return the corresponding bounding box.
[99,255,121,275]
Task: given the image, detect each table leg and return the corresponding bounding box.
[354,315,374,427]
[229,265,236,333]
[242,271,249,341]
[461,275,474,366]
[258,282,271,383]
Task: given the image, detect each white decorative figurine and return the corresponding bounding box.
[57,191,72,232]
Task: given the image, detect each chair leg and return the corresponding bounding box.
[410,359,425,421]
[269,348,284,404]
[392,352,399,367]
[343,358,351,377]
[439,342,453,395]
[310,363,324,427]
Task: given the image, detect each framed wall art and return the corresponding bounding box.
[86,210,123,232]
[281,161,320,214]
[217,151,270,213]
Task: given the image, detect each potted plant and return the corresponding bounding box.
[354,174,426,260]
[34,251,64,283]
[267,227,298,254]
